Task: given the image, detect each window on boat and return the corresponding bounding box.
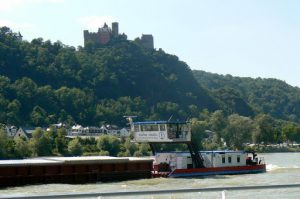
[237,156,240,163]
[134,125,140,132]
[222,156,225,163]
[141,124,158,131]
[228,156,232,163]
[149,125,158,131]
[159,124,166,131]
[168,124,177,133]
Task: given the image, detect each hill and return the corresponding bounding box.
[193,70,300,122]
[0,27,218,126]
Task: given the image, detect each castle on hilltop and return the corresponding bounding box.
[83,22,154,49]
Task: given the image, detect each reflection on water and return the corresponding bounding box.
[1,153,300,198]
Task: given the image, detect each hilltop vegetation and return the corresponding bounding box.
[0,27,217,127]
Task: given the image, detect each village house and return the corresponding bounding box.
[5,125,18,137]
[14,127,35,140]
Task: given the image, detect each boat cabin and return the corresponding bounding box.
[153,151,264,171]
[131,121,191,143]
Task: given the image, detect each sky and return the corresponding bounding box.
[1,0,300,87]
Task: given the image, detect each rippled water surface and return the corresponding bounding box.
[1,153,300,198]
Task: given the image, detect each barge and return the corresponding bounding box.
[130,119,266,178]
[0,156,153,187]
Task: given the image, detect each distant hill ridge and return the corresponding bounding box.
[193,70,300,123]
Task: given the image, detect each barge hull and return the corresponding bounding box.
[169,164,266,178]
[0,157,153,187]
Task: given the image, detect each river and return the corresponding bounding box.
[1,153,300,199]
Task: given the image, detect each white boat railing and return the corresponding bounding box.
[1,184,300,199]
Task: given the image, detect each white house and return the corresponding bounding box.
[70,124,84,135]
[5,125,18,137]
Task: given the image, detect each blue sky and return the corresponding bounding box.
[1,0,300,87]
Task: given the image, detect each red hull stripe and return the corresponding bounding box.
[170,164,266,177]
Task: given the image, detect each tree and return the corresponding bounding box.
[6,99,21,125]
[209,110,226,144]
[97,135,121,156]
[15,136,31,157]
[0,128,9,158]
[190,118,209,150]
[30,128,52,156]
[55,128,68,155]
[282,122,300,143]
[68,138,83,156]
[30,106,48,126]
[225,114,254,149]
[253,114,277,144]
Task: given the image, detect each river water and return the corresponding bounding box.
[1,153,300,199]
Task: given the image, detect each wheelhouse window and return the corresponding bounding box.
[222,156,225,164]
[228,156,232,163]
[237,156,240,163]
[159,124,166,131]
[141,124,159,131]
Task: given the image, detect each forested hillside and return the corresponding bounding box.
[193,70,300,122]
[2,27,300,158]
[0,27,218,127]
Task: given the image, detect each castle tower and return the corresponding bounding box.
[141,34,154,49]
[112,22,119,38]
[83,30,90,47]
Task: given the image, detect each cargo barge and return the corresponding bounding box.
[0,156,153,187]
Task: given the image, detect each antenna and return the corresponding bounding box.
[168,115,173,121]
[186,117,191,123]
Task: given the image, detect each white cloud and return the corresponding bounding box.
[0,19,34,31]
[0,0,64,12]
[0,0,25,11]
[78,16,115,31]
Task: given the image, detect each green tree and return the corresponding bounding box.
[6,99,21,125]
[30,106,48,126]
[253,114,277,144]
[55,128,68,155]
[209,110,226,144]
[68,138,83,156]
[225,114,254,149]
[97,135,121,156]
[30,128,52,156]
[190,118,209,150]
[0,127,10,158]
[282,122,300,143]
[15,136,31,157]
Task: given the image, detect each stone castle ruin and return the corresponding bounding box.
[83,22,154,49]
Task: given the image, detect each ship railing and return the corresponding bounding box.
[2,183,300,199]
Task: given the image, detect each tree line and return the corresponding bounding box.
[191,110,300,151]
[0,124,151,159]
[1,109,300,159]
